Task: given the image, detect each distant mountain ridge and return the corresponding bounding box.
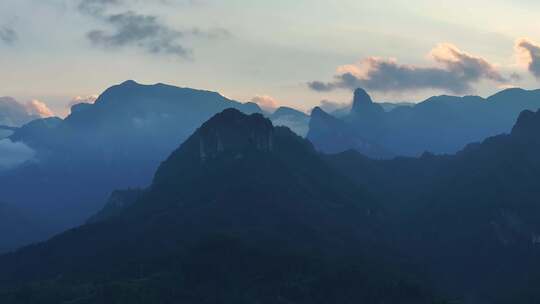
[307,106,392,158]
[309,87,540,157]
[0,80,318,251]
[0,80,265,248]
[269,106,310,136]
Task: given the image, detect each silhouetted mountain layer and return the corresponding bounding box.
[3,107,540,303]
[0,109,436,304]
[309,87,540,157]
[307,106,392,158]
[325,108,540,302]
[0,81,263,249]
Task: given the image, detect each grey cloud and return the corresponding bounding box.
[0,139,35,171]
[0,26,17,45]
[0,97,37,127]
[516,38,540,79]
[77,0,225,58]
[87,11,190,57]
[78,0,121,16]
[309,43,508,94]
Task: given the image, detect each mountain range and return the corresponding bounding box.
[2,81,540,302]
[324,108,540,302]
[1,106,540,303]
[0,81,267,249]
[0,109,436,304]
[309,87,540,157]
[2,81,540,252]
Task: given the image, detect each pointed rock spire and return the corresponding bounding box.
[349,88,384,118]
[351,88,374,113]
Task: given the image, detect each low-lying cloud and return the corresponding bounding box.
[67,94,99,108]
[78,0,122,16]
[26,100,54,118]
[516,38,540,79]
[309,43,508,94]
[251,95,279,112]
[0,139,35,171]
[0,97,54,127]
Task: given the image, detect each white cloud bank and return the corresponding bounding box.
[0,139,35,170]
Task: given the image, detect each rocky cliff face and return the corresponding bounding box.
[197,109,274,162]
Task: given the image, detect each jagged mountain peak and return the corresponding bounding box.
[353,88,373,104]
[309,107,346,130]
[512,109,540,137]
[350,88,384,117]
[197,108,274,159]
[310,106,335,120]
[151,108,323,188]
[311,106,325,116]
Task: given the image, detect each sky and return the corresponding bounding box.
[1,0,540,117]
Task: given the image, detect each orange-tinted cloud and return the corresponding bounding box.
[68,95,99,109]
[251,95,279,112]
[25,99,54,118]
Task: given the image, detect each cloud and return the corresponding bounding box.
[0,26,17,45]
[77,0,227,58]
[309,43,508,94]
[0,97,55,126]
[25,100,54,118]
[87,11,191,57]
[0,97,37,127]
[0,97,29,126]
[0,139,35,171]
[251,95,279,112]
[78,0,121,16]
[67,94,99,108]
[516,38,540,79]
[78,0,202,13]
